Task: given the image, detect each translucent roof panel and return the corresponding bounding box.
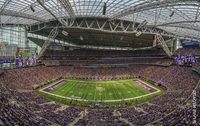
[0,0,200,39]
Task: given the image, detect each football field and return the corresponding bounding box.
[37,79,163,108]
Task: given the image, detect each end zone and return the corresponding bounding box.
[133,79,159,93]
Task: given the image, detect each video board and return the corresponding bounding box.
[16,47,37,67]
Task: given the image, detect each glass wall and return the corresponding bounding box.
[0,26,40,69]
[0,27,25,47]
[0,26,40,48]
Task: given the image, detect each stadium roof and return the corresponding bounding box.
[0,0,200,39]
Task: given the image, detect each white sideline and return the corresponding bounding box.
[39,79,161,103]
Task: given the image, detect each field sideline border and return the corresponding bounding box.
[39,79,161,103]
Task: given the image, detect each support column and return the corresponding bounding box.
[25,27,29,48]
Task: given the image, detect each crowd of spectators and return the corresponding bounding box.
[42,48,167,60]
[192,59,200,74]
[173,47,200,56]
[0,47,199,125]
[41,49,172,67]
[43,58,173,67]
[118,66,199,125]
[0,64,199,125]
[76,110,127,126]
[0,82,52,125]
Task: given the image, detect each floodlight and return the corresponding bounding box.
[136,31,142,37]
[80,36,84,40]
[62,30,69,36]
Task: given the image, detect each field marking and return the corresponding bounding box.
[39,79,161,103]
[41,79,66,91]
[133,79,159,93]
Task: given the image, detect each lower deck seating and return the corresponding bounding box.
[0,65,199,126]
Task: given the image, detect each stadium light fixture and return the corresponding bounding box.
[0,42,6,50]
[120,36,124,41]
[80,36,84,41]
[136,31,142,37]
[137,20,148,29]
[62,30,69,36]
[25,25,29,30]
[58,18,69,27]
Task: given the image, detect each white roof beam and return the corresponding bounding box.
[57,0,75,18]
[0,0,11,14]
[112,0,198,19]
[1,9,46,22]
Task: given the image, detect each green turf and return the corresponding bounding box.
[36,79,164,109]
[51,80,149,100]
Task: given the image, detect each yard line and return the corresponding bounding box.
[93,82,97,101]
[110,82,118,100]
[113,82,124,99]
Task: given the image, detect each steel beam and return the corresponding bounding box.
[57,0,75,18]
[38,27,58,58]
[37,0,58,20]
[151,20,200,26]
[156,34,172,57]
[1,9,46,22]
[0,0,11,14]
[28,18,174,37]
[29,35,155,51]
[160,24,200,32]
[195,6,200,21]
[112,0,197,19]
